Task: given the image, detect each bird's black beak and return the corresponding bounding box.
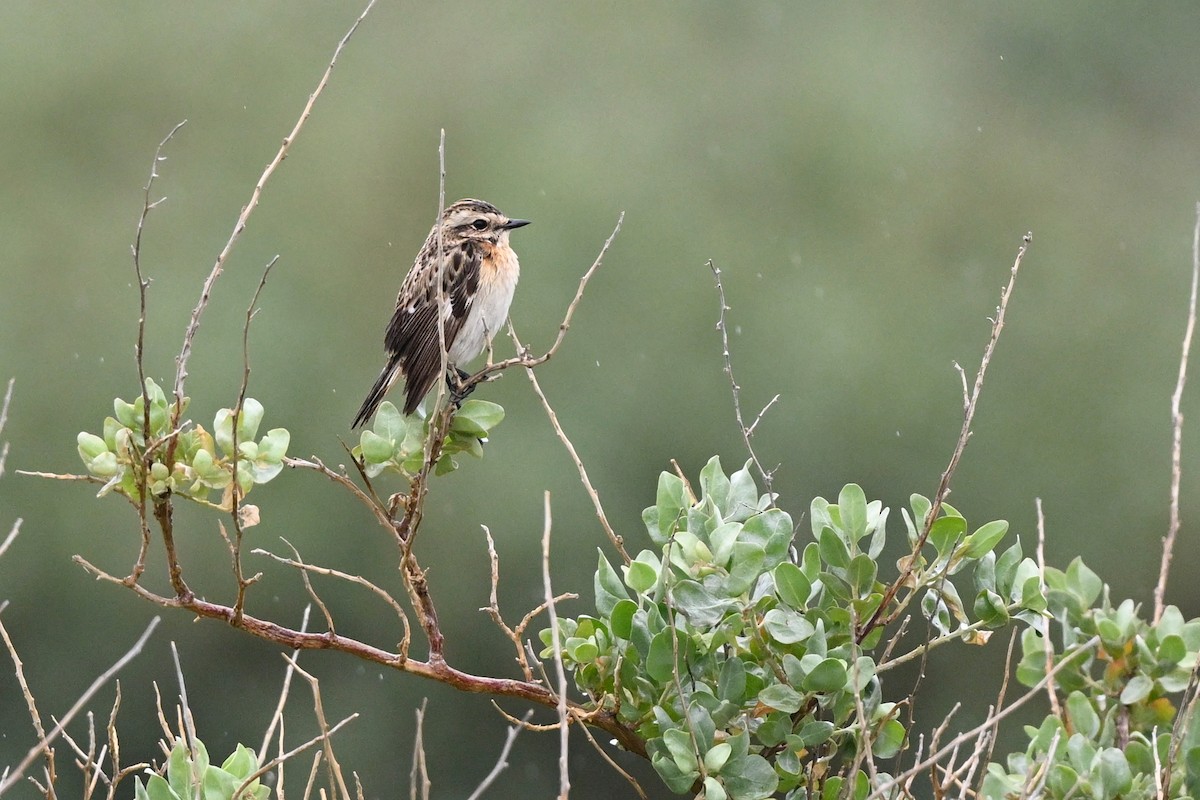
[503,218,531,230]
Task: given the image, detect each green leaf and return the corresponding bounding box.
[594,551,629,616]
[220,743,257,779]
[672,580,734,627]
[962,520,1008,559]
[838,483,868,542]
[624,552,659,594]
[773,562,811,609]
[1158,633,1187,666]
[237,398,264,443]
[727,460,759,520]
[451,399,504,437]
[704,742,733,774]
[741,509,793,569]
[818,527,850,568]
[721,753,778,800]
[758,683,803,713]
[703,777,728,800]
[872,718,906,759]
[651,471,688,544]
[77,431,108,460]
[1092,747,1133,800]
[797,719,835,747]
[257,428,289,462]
[928,515,967,557]
[718,657,747,703]
[142,775,181,800]
[647,628,683,683]
[650,751,698,794]
[663,726,698,774]
[973,589,1010,627]
[609,599,637,640]
[1066,691,1100,739]
[763,608,815,644]
[700,456,732,517]
[1120,674,1153,705]
[802,658,848,693]
[724,542,766,596]
[846,554,877,596]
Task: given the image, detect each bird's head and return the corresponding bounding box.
[440,198,530,245]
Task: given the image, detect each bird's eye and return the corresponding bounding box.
[471,218,488,231]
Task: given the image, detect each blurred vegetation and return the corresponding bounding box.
[3,2,1200,797]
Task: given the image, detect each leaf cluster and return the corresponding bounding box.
[133,738,267,800]
[75,378,289,509]
[352,399,504,478]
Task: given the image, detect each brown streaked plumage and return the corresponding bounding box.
[352,199,530,427]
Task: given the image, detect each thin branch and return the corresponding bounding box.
[71,555,649,757]
[0,377,14,478]
[859,232,1031,643]
[0,519,22,562]
[865,634,1096,800]
[274,655,353,800]
[169,0,377,429]
[257,605,311,765]
[1154,202,1200,623]
[254,542,411,652]
[0,613,54,791]
[542,492,571,799]
[573,719,648,800]
[229,255,280,623]
[130,121,187,579]
[709,260,777,493]
[462,213,624,395]
[0,617,160,796]
[513,333,629,564]
[410,699,431,800]
[464,710,534,800]
[1034,498,1062,720]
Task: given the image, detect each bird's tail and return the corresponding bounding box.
[351,356,401,429]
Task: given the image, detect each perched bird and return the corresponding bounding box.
[352,199,530,427]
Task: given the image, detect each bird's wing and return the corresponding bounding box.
[384,241,481,414]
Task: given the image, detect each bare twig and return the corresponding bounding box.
[128,122,187,586]
[256,605,311,764]
[255,545,412,651]
[266,655,352,800]
[573,720,648,800]
[464,709,534,800]
[0,617,160,796]
[865,634,1096,800]
[229,255,280,623]
[513,336,629,564]
[542,492,571,799]
[170,0,376,429]
[1155,203,1200,623]
[0,377,14,478]
[709,260,777,493]
[410,699,431,800]
[1034,498,1062,721]
[0,613,54,791]
[71,554,649,757]
[0,519,22,562]
[859,232,1031,643]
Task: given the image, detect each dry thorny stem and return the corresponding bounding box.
[709,259,780,495]
[857,232,1032,644]
[1154,202,1200,623]
[0,618,160,797]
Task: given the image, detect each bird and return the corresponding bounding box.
[352,198,530,428]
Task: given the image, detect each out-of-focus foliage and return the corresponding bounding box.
[4,3,1200,796]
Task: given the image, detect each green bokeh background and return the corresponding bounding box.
[3,3,1200,797]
